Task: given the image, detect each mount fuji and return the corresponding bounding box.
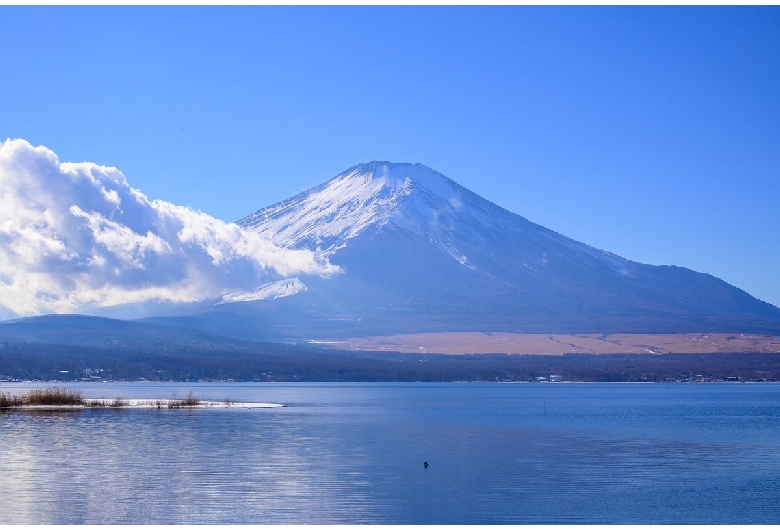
[145,162,780,341]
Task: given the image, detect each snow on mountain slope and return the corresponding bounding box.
[142,161,780,340]
[239,162,419,254]
[238,162,631,276]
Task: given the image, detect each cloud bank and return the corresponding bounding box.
[0,139,338,317]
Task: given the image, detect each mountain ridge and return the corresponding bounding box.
[0,313,248,348]
[176,161,780,341]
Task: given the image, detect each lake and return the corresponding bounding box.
[1,382,779,524]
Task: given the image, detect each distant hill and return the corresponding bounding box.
[3,314,780,384]
[0,314,244,349]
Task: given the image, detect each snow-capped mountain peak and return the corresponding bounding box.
[238,161,631,277]
[155,161,780,340]
[238,162,466,255]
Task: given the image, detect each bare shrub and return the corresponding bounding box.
[168,390,200,409]
[0,392,24,407]
[109,398,128,408]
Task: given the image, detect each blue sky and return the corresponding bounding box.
[1,6,779,307]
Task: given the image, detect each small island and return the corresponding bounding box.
[0,387,283,410]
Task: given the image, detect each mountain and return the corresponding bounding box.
[147,162,780,340]
[0,314,250,349]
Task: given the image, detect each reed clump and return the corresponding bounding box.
[0,392,25,407]
[110,397,128,407]
[86,397,129,408]
[0,387,127,408]
[11,387,85,406]
[0,387,207,409]
[168,391,200,409]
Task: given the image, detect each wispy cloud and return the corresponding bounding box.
[0,139,338,317]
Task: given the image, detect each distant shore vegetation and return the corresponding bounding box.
[1,340,780,383]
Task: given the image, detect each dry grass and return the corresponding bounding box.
[24,387,83,405]
[0,387,85,407]
[2,387,83,407]
[314,332,780,355]
[0,392,24,407]
[86,397,129,408]
[167,390,200,409]
[1,387,127,408]
[0,388,208,409]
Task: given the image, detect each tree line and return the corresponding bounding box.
[2,341,780,382]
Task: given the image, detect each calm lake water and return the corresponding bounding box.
[1,382,779,524]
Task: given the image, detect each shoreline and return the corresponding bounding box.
[0,399,284,410]
[0,387,284,410]
[1,401,284,410]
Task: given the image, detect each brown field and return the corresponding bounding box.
[310,332,780,355]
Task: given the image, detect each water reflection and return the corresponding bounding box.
[1,383,780,523]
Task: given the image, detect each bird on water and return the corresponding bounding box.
[423,461,428,468]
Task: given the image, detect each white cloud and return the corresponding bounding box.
[0,138,339,317]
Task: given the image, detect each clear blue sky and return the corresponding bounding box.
[1,6,779,307]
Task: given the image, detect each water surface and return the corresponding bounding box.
[1,382,779,524]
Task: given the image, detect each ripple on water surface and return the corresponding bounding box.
[1,382,780,524]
